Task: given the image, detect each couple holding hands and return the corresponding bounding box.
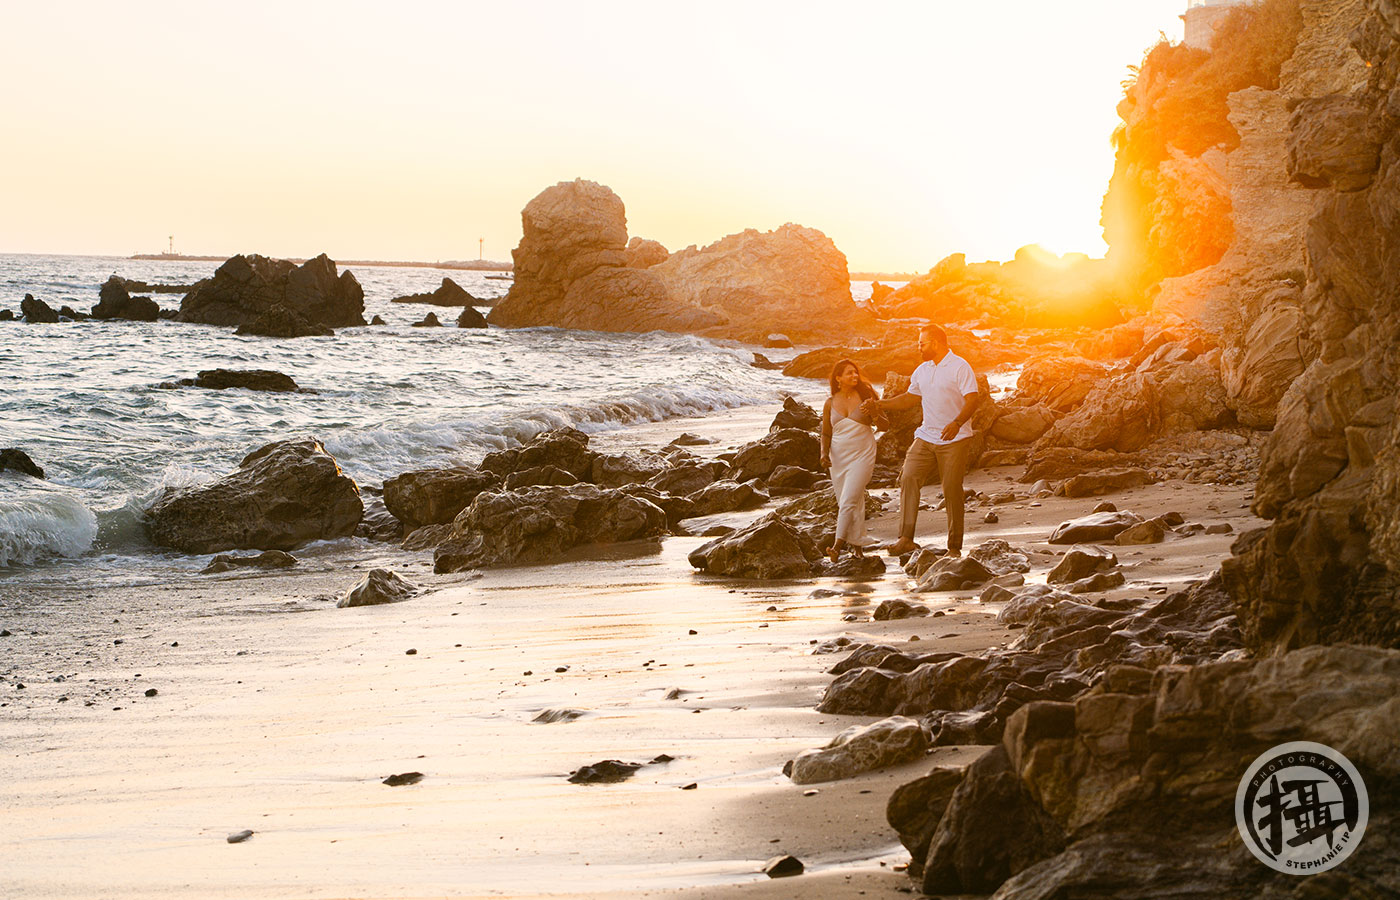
[819,323,980,562]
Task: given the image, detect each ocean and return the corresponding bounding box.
[0,253,879,581]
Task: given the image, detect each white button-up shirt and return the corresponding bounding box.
[908,351,978,445]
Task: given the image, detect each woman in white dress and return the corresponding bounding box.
[820,359,885,562]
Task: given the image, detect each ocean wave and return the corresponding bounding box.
[0,475,98,567]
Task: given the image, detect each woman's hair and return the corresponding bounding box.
[829,358,877,402]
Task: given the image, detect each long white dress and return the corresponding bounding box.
[829,414,878,547]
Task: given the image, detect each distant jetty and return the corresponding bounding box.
[130,252,512,273]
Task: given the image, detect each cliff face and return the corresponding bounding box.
[1224,0,1400,653]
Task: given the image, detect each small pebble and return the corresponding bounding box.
[688,629,698,635]
[405,649,417,655]
[681,782,698,790]
[144,688,158,697]
[227,829,254,844]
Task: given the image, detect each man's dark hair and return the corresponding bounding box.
[920,323,948,344]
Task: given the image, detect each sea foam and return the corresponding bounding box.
[0,475,98,566]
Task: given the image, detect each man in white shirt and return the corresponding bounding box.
[863,323,979,556]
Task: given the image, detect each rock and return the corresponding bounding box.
[770,396,820,432]
[505,465,580,490]
[1157,351,1234,433]
[648,464,716,496]
[688,513,818,579]
[1289,93,1383,192]
[590,451,669,488]
[434,484,667,572]
[226,829,254,843]
[1012,357,1108,412]
[1091,501,1117,513]
[532,708,587,723]
[1021,447,1146,483]
[20,294,59,323]
[383,467,500,531]
[1066,570,1127,594]
[1221,304,1308,428]
[179,369,303,392]
[355,495,403,543]
[381,772,424,786]
[389,277,479,306]
[990,405,1058,444]
[669,432,713,447]
[0,448,44,479]
[201,549,298,574]
[568,759,642,784]
[179,254,365,332]
[764,333,793,348]
[729,428,822,481]
[967,539,1031,575]
[996,584,1074,625]
[1048,511,1143,544]
[401,523,454,551]
[234,304,334,338]
[886,766,968,880]
[1046,547,1117,584]
[369,315,386,325]
[411,312,442,327]
[1058,467,1155,498]
[983,511,999,523]
[684,479,768,516]
[762,855,805,878]
[751,353,783,370]
[145,438,363,554]
[338,568,420,607]
[916,555,996,592]
[1115,519,1168,545]
[766,465,823,492]
[479,428,596,481]
[1204,522,1233,534]
[456,305,488,328]
[92,276,160,321]
[1033,373,1160,453]
[788,716,929,785]
[0,309,12,320]
[874,599,931,620]
[783,343,923,384]
[816,553,887,578]
[903,548,946,578]
[622,236,669,268]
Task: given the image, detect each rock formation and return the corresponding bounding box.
[20,294,59,323]
[92,276,160,321]
[178,253,365,335]
[389,277,479,306]
[487,179,875,343]
[145,438,363,553]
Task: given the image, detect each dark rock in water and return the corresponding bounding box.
[390,277,480,307]
[146,438,363,554]
[456,304,488,328]
[201,549,298,574]
[58,305,89,321]
[684,479,768,516]
[762,855,804,878]
[505,465,580,490]
[410,312,442,327]
[0,449,44,479]
[568,759,642,784]
[1046,546,1117,584]
[118,278,196,294]
[179,253,365,332]
[1059,466,1155,498]
[381,772,424,786]
[179,369,303,392]
[235,304,334,338]
[817,553,886,578]
[370,315,386,325]
[688,513,819,579]
[886,765,967,881]
[874,599,930,620]
[770,396,820,432]
[226,829,254,843]
[434,483,666,572]
[729,428,822,481]
[479,428,596,481]
[383,466,502,531]
[338,568,420,608]
[1048,511,1143,544]
[92,276,160,321]
[919,745,1066,895]
[751,352,784,370]
[0,309,14,321]
[20,294,59,324]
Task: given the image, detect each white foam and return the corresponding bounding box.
[0,475,98,566]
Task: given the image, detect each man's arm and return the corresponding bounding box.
[940,392,980,442]
[863,391,920,417]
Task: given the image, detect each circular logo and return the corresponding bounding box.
[1236,741,1368,874]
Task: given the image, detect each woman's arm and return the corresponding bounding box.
[820,398,833,468]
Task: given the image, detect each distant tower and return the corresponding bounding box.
[1182,0,1247,50]
[168,235,174,254]
[478,237,484,261]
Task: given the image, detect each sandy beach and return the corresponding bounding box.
[0,397,1264,899]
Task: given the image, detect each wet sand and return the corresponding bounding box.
[0,398,1264,899]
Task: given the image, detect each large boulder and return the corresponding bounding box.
[1048,511,1144,544]
[389,277,479,307]
[684,479,768,516]
[1012,357,1108,412]
[145,438,363,553]
[382,466,500,531]
[177,369,303,392]
[1220,302,1308,428]
[479,428,596,481]
[456,305,488,328]
[1033,372,1160,453]
[178,253,365,333]
[92,276,160,321]
[337,568,420,608]
[433,484,666,571]
[622,236,669,268]
[728,428,821,481]
[990,405,1058,444]
[0,448,44,479]
[20,294,59,323]
[788,716,929,785]
[688,513,819,579]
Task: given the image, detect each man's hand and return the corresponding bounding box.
[941,421,962,442]
[860,398,880,418]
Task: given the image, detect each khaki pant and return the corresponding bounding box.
[899,437,970,552]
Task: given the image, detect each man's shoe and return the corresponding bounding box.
[886,539,919,556]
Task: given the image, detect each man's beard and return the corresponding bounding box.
[920,345,937,361]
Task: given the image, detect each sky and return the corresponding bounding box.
[0,1,1185,272]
